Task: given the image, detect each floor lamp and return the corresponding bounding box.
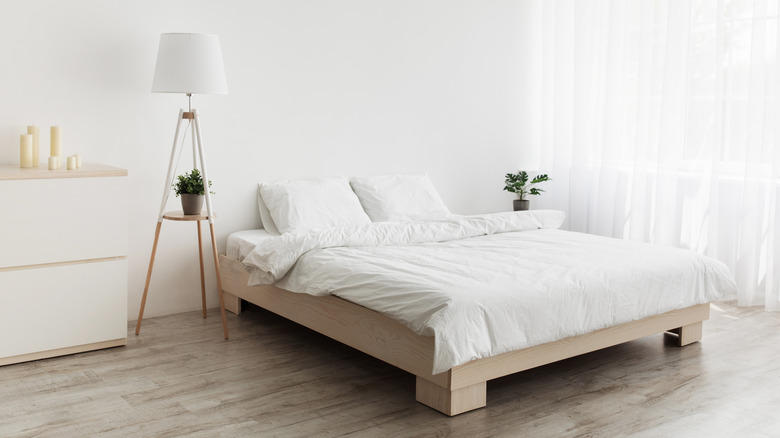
[135,33,229,339]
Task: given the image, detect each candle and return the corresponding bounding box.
[20,134,33,168]
[50,125,62,157]
[48,156,58,170]
[27,125,39,167]
[74,154,81,168]
[67,156,77,170]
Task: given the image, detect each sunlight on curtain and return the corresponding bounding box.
[527,0,780,310]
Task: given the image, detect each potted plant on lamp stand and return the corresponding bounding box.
[503,170,550,211]
[173,168,214,215]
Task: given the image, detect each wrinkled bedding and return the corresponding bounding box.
[241,211,736,374]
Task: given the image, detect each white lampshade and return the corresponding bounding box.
[152,33,228,95]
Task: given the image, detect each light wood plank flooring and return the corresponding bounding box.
[0,301,778,437]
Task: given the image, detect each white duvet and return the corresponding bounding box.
[242,211,736,374]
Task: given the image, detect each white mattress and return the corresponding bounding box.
[240,211,736,374]
[226,229,274,260]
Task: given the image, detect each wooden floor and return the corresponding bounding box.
[1,301,778,437]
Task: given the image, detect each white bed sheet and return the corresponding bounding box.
[226,229,274,260]
[241,212,736,374]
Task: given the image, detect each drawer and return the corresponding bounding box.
[0,259,127,360]
[0,176,127,268]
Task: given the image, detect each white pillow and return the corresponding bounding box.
[256,184,280,235]
[260,177,371,234]
[350,174,451,222]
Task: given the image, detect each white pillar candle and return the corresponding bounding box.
[50,125,62,157]
[20,134,33,168]
[48,156,58,170]
[67,156,77,170]
[74,154,81,168]
[26,125,39,167]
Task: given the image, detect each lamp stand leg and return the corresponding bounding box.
[192,110,215,223]
[157,109,186,221]
[191,109,198,170]
[197,221,207,319]
[136,221,163,335]
[209,222,228,339]
[137,108,188,335]
[191,110,228,339]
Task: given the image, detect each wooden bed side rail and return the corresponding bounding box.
[449,303,710,391]
[218,254,450,388]
[219,253,712,416]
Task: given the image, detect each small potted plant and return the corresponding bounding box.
[172,168,214,215]
[503,170,550,211]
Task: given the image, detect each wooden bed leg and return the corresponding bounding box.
[415,376,486,416]
[670,322,703,346]
[223,292,242,315]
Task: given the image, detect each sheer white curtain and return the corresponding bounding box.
[526,0,780,310]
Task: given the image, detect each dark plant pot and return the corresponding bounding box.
[513,199,530,211]
[181,194,204,215]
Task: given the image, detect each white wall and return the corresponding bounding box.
[0,0,536,319]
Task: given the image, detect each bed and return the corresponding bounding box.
[218,174,736,416]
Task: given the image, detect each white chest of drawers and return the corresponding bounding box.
[0,164,128,366]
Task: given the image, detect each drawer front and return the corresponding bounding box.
[0,176,127,268]
[0,259,127,359]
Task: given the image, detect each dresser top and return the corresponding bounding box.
[0,164,127,180]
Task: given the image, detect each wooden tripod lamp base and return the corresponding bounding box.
[134,109,228,340]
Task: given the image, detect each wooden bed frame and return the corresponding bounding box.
[218,254,710,416]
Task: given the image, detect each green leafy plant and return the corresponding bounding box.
[503,171,550,201]
[172,168,214,197]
